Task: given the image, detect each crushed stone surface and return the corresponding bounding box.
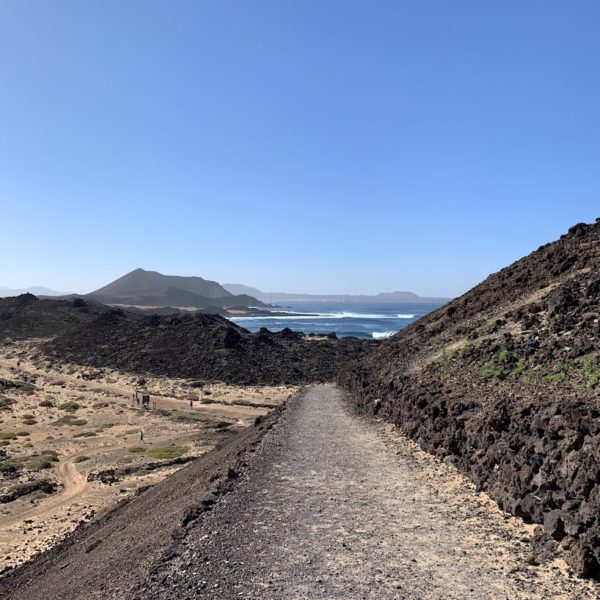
[135,385,598,599]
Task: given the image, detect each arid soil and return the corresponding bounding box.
[131,385,598,599]
[340,220,600,577]
[0,400,286,599]
[0,340,294,572]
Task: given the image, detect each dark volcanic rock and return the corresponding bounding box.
[544,510,566,541]
[0,479,57,503]
[87,469,119,485]
[339,219,600,578]
[0,295,374,385]
[0,296,109,340]
[42,312,373,385]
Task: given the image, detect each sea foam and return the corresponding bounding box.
[372,331,396,339]
[233,311,415,321]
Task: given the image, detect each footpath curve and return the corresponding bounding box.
[133,384,598,600]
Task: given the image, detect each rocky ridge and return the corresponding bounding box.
[340,219,600,578]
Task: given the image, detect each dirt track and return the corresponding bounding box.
[134,385,599,599]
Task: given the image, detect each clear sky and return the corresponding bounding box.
[1,1,599,297]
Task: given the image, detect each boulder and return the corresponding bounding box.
[543,510,565,541]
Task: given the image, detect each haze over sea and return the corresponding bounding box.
[231,301,447,339]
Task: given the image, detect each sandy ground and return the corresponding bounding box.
[0,340,295,572]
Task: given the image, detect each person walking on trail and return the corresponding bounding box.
[140,430,144,443]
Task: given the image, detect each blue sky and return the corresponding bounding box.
[1,1,598,297]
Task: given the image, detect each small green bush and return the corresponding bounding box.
[0,461,20,473]
[16,431,31,437]
[147,446,188,460]
[0,432,17,440]
[73,431,97,438]
[39,400,54,408]
[477,360,505,383]
[73,455,90,463]
[41,449,59,461]
[52,415,87,426]
[59,401,81,413]
[578,354,600,388]
[25,456,53,470]
[0,397,15,411]
[127,446,146,453]
[176,412,207,422]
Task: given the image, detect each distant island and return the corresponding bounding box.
[223,283,450,304]
[30,268,270,315]
[0,286,71,297]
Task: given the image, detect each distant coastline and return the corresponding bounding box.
[223,284,450,304]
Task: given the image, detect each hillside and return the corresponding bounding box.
[93,268,230,299]
[78,269,266,309]
[340,219,600,577]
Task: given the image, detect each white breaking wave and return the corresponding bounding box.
[232,313,336,321]
[372,331,396,339]
[232,311,416,321]
[334,312,388,319]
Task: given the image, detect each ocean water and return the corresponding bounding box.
[230,300,447,339]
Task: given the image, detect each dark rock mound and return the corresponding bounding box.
[42,312,373,385]
[0,295,109,340]
[0,294,374,385]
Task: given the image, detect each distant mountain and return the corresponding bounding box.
[0,286,70,297]
[81,268,265,309]
[94,268,228,300]
[223,284,449,304]
[223,283,264,297]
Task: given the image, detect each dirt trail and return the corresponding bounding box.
[2,448,103,530]
[0,355,273,423]
[135,384,599,600]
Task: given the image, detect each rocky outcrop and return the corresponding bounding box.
[0,296,108,340]
[340,219,600,578]
[0,479,57,503]
[0,294,374,385]
[39,309,374,385]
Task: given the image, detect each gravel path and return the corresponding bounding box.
[135,384,598,599]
